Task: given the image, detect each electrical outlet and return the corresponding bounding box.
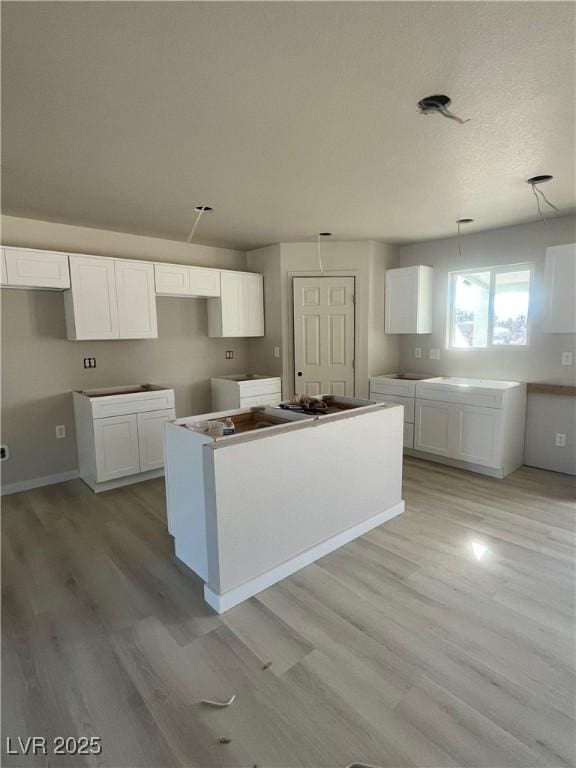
[561,351,573,366]
[55,425,66,439]
[555,433,566,447]
[414,347,422,359]
[274,346,281,359]
[83,358,96,369]
[429,348,440,360]
[0,445,9,461]
[225,351,234,360]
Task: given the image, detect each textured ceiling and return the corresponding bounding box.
[2,1,575,250]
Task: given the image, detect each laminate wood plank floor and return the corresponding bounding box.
[2,458,575,767]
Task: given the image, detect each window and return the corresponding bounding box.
[448,264,532,349]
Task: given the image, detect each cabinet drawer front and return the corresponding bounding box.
[416,383,505,409]
[5,248,70,289]
[403,422,414,449]
[370,378,417,397]
[189,267,221,297]
[94,414,140,482]
[155,264,190,295]
[91,391,175,418]
[370,393,414,423]
[238,378,282,397]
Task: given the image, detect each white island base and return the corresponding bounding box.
[165,402,404,613]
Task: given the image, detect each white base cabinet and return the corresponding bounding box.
[73,385,175,492]
[410,378,526,478]
[208,272,264,337]
[370,374,433,450]
[211,375,282,410]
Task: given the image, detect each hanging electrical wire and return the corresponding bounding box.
[527,175,559,225]
[456,218,474,258]
[186,205,213,243]
[316,232,332,273]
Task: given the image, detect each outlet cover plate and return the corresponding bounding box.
[561,351,573,366]
[414,347,422,358]
[429,348,440,360]
[555,433,566,447]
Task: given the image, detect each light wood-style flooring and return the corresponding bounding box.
[2,458,575,767]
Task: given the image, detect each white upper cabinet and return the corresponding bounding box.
[385,265,433,334]
[3,247,70,289]
[65,255,119,340]
[115,260,158,339]
[65,256,157,340]
[155,263,221,297]
[242,273,265,336]
[543,243,576,333]
[154,263,190,296]
[208,272,264,337]
[0,248,8,286]
[189,267,220,297]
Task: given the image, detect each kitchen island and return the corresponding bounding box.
[165,399,404,613]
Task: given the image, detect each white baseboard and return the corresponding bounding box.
[203,499,405,614]
[82,469,164,493]
[404,449,510,479]
[1,469,80,496]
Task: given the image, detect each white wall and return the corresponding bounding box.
[1,216,249,487]
[398,214,576,473]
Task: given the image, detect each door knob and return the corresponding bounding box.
[297,371,303,376]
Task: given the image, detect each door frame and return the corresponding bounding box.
[290,272,358,398]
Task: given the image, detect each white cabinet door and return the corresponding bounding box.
[115,260,158,339]
[403,421,414,449]
[137,408,175,472]
[414,399,452,456]
[154,263,190,296]
[208,271,264,337]
[189,267,221,297]
[452,405,501,467]
[242,273,264,336]
[4,247,70,289]
[385,266,433,334]
[543,243,576,333]
[66,256,119,340]
[209,271,243,336]
[94,414,140,481]
[1,248,8,286]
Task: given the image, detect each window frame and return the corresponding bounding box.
[447,262,534,351]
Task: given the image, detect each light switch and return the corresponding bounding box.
[414,347,422,359]
[429,348,440,360]
[274,346,281,359]
[561,351,573,366]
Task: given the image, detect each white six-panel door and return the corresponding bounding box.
[293,276,355,397]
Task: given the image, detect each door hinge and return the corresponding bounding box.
[352,292,356,305]
[352,359,355,369]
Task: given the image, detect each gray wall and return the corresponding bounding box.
[1,216,249,488]
[398,214,576,473]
